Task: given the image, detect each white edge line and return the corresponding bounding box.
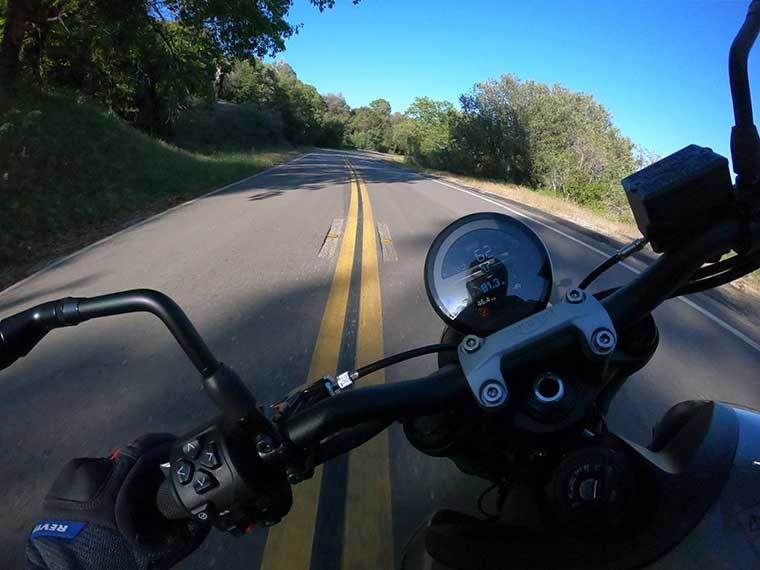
[0,151,315,299]
[678,297,760,353]
[426,176,760,355]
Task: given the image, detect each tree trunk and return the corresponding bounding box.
[0,0,30,75]
[23,15,52,78]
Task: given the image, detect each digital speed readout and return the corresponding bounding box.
[424,212,553,335]
[476,275,504,294]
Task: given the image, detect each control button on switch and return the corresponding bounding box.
[175,460,193,485]
[193,470,217,494]
[200,442,221,469]
[191,503,214,523]
[182,439,201,460]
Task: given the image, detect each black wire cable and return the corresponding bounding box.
[578,238,649,290]
[579,237,758,298]
[274,345,457,420]
[578,256,623,290]
[354,343,457,379]
[691,254,745,281]
[672,251,760,297]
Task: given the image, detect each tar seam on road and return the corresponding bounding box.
[260,158,358,570]
[317,218,345,258]
[426,175,760,355]
[341,163,394,570]
[377,221,399,262]
[0,152,315,300]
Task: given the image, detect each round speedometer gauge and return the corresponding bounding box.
[424,212,553,335]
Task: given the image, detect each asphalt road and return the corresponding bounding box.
[1,149,759,568]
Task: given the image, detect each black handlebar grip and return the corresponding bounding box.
[0,334,15,371]
[0,301,60,371]
[157,478,189,520]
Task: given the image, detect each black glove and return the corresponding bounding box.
[26,434,210,570]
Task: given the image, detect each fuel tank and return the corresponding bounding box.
[400,402,760,570]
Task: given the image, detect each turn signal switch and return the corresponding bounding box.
[157,418,292,535]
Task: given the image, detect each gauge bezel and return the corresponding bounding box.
[424,212,553,335]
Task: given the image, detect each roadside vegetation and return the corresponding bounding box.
[0,0,345,286]
[382,153,760,290]
[0,80,300,286]
[214,64,655,221]
[1,0,656,286]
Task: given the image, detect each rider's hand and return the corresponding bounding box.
[26,434,210,570]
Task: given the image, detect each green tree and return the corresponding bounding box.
[270,61,325,144]
[348,98,392,150]
[319,92,351,147]
[0,0,347,74]
[31,2,218,133]
[454,75,530,181]
[219,59,277,106]
[451,74,637,211]
[385,112,414,154]
[217,59,348,148]
[405,96,456,169]
[369,98,391,116]
[0,0,355,133]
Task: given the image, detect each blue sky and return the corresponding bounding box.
[274,0,760,167]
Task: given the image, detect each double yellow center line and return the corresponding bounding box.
[261,161,392,570]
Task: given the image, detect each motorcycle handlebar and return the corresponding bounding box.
[0,217,754,459]
[279,217,755,449]
[282,365,469,447]
[0,289,220,376]
[602,218,745,329]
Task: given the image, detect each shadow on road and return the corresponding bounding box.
[0,275,333,567]
[226,149,428,201]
